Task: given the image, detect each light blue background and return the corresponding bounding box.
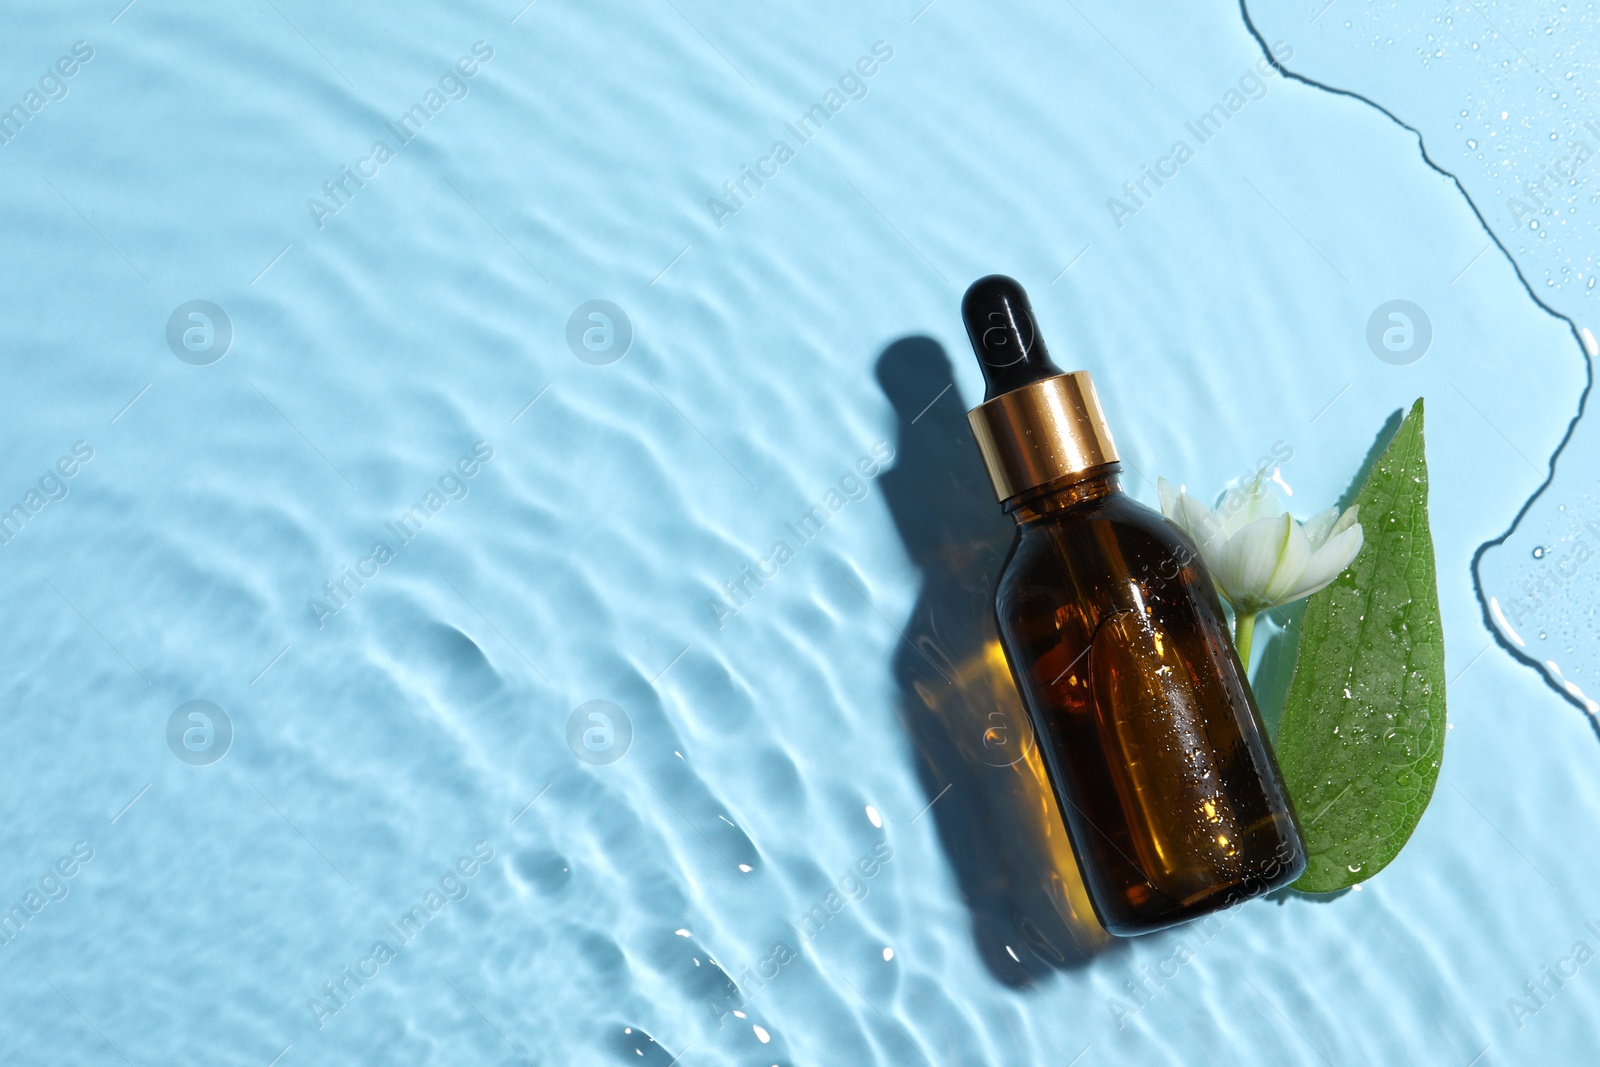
[0,0,1596,1063]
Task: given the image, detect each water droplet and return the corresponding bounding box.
[1533,546,1546,558]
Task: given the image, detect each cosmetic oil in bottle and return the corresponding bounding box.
[961,275,1306,936]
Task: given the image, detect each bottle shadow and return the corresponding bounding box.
[875,336,1120,986]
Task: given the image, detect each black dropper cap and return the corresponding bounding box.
[961,275,1066,402]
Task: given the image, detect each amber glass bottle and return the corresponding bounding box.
[962,276,1305,936]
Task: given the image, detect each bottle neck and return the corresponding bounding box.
[1004,464,1122,525]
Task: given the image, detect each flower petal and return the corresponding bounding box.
[1212,513,1306,612]
[1157,477,1181,522]
[1217,471,1286,538]
[1284,522,1364,601]
[1172,491,1224,551]
[1259,516,1314,605]
[1300,505,1340,550]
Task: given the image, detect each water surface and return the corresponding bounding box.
[0,0,1597,1063]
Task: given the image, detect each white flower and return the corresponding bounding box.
[1157,471,1363,616]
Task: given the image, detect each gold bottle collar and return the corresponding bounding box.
[967,371,1119,503]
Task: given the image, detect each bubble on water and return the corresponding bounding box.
[1532,546,1546,558]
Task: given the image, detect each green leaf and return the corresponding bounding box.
[1274,398,1446,893]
